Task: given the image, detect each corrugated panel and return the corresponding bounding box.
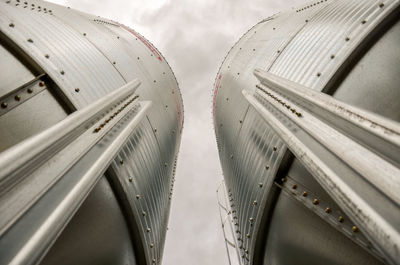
[111,118,176,264]
[269,0,399,90]
[214,0,399,264]
[0,1,126,108]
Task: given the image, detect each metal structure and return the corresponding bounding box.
[213,0,399,264]
[0,0,183,265]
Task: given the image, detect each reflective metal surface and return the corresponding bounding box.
[213,1,400,264]
[0,0,183,264]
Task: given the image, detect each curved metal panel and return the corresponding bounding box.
[214,1,400,265]
[0,1,183,265]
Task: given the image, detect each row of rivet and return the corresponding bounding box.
[279,176,365,235]
[6,0,53,13]
[256,84,302,117]
[296,0,328,13]
[93,95,139,133]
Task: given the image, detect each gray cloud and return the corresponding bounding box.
[48,0,306,264]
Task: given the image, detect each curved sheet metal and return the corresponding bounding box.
[213,0,400,264]
[0,0,183,264]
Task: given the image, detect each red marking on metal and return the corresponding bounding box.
[213,74,222,117]
[120,24,162,62]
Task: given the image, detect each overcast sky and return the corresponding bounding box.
[47,0,305,264]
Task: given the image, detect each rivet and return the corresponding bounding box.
[237,72,240,75]
[27,38,33,43]
[338,216,344,223]
[164,162,168,167]
[317,72,321,77]
[325,207,331,213]
[147,227,151,232]
[75,88,80,92]
[330,54,335,59]
[352,226,358,233]
[313,199,319,205]
[154,128,157,132]
[258,183,263,188]
[345,37,350,41]
[83,33,86,36]
[379,3,384,8]
[153,80,156,83]
[249,218,253,223]
[136,195,140,199]
[45,54,50,58]
[14,95,21,101]
[27,88,33,93]
[245,249,248,254]
[150,243,154,248]
[60,70,65,75]
[246,233,250,238]
[361,20,366,24]
[296,112,302,117]
[142,211,146,216]
[239,120,242,123]
[9,23,14,27]
[128,177,133,182]
[230,154,234,159]
[113,61,116,65]
[39,81,45,87]
[292,184,297,189]
[281,177,287,183]
[253,48,255,51]
[265,165,269,170]
[119,159,124,165]
[277,50,280,53]
[94,128,100,133]
[302,191,307,197]
[1,102,8,108]
[253,200,257,205]
[273,146,277,151]
[305,19,309,22]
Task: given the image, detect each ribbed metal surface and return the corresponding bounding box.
[214,0,399,264]
[0,0,183,264]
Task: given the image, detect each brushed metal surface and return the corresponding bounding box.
[0,1,183,264]
[40,176,138,265]
[214,1,400,264]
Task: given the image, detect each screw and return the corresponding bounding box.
[313,199,319,205]
[1,102,8,108]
